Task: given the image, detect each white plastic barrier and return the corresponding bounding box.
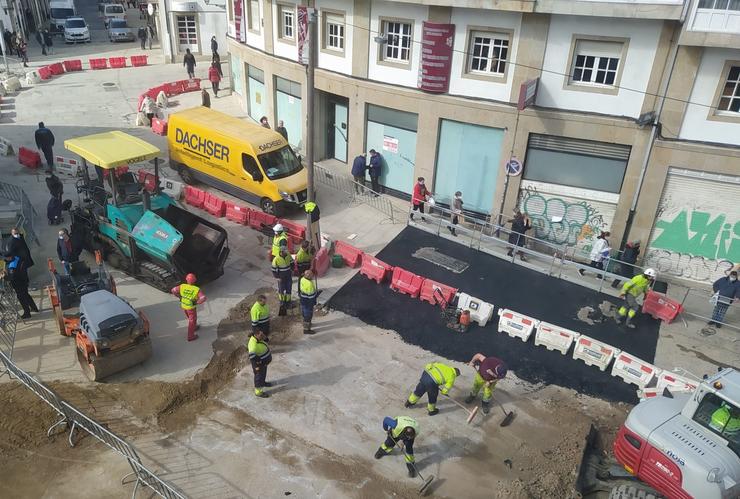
[156,90,168,108]
[656,371,698,393]
[457,293,494,327]
[611,352,660,388]
[25,71,40,85]
[161,176,184,200]
[572,335,620,372]
[637,387,663,400]
[0,136,13,156]
[497,309,539,342]
[54,156,80,177]
[4,76,21,92]
[534,322,580,355]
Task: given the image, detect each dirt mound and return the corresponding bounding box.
[0,383,61,455]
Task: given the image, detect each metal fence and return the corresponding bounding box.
[0,351,186,498]
[0,284,19,362]
[314,165,398,223]
[0,180,39,246]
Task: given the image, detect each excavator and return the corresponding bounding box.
[64,131,229,292]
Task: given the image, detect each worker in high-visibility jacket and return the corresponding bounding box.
[304,201,320,250]
[294,240,314,276]
[615,268,656,329]
[271,223,288,257]
[298,270,318,335]
[710,402,740,437]
[250,294,270,336]
[464,353,507,414]
[170,273,206,342]
[405,362,460,416]
[374,416,419,478]
[272,246,294,316]
[248,329,272,398]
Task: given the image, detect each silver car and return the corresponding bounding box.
[108,19,135,42]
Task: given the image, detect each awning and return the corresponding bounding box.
[64,131,161,169]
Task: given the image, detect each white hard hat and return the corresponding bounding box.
[273,223,284,233]
[644,268,657,278]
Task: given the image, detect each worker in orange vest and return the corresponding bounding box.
[171,273,207,342]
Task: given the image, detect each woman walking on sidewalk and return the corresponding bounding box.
[208,62,221,97]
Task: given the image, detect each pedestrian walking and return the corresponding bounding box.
[3,30,12,53]
[2,254,39,319]
[275,120,289,142]
[579,231,611,278]
[271,246,293,316]
[18,37,28,66]
[56,228,79,274]
[147,24,155,49]
[43,29,53,55]
[506,209,531,261]
[201,88,211,108]
[294,240,313,276]
[298,270,318,335]
[368,149,382,195]
[250,294,270,336]
[464,353,507,415]
[7,227,34,270]
[351,153,367,193]
[410,177,431,221]
[260,116,270,128]
[708,271,740,328]
[212,51,223,77]
[374,416,419,478]
[45,172,63,200]
[139,95,156,126]
[615,268,656,329]
[137,26,147,50]
[611,240,641,288]
[34,122,56,172]
[208,61,221,97]
[248,329,272,398]
[405,362,460,416]
[35,30,46,56]
[170,273,206,341]
[183,48,196,78]
[447,191,464,236]
[210,35,218,55]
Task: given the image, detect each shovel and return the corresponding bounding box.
[393,440,435,496]
[495,397,516,427]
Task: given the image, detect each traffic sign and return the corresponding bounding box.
[505,157,522,176]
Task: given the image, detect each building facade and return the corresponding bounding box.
[226,0,740,285]
[156,0,228,62]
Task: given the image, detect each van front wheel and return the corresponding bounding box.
[179,166,196,185]
[260,198,282,216]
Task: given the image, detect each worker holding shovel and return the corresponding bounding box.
[465,353,508,415]
[405,362,460,416]
[375,416,419,476]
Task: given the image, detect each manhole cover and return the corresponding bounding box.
[412,247,469,273]
[102,82,116,87]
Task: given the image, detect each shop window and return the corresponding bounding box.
[718,64,740,113]
[323,11,345,53]
[380,19,412,64]
[248,0,260,33]
[278,4,295,41]
[467,30,509,77]
[698,0,740,10]
[176,15,198,52]
[566,37,628,94]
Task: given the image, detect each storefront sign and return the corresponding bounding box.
[417,21,454,94]
[517,78,539,111]
[383,135,399,154]
[297,6,311,65]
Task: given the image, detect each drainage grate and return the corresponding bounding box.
[412,247,469,273]
[102,82,117,92]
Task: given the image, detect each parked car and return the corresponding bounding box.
[107,19,134,42]
[98,0,114,14]
[64,17,91,43]
[102,3,125,28]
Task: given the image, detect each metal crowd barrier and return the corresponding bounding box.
[0,285,19,362]
[314,165,397,223]
[0,180,39,246]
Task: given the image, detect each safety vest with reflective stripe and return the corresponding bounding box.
[179,283,200,310]
[305,202,320,222]
[425,362,457,392]
[272,254,293,276]
[391,416,419,440]
[710,405,740,436]
[248,335,272,363]
[621,274,651,298]
[295,248,312,264]
[250,302,270,327]
[272,232,288,257]
[299,277,317,301]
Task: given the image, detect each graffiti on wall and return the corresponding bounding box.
[645,209,740,283]
[519,186,610,256]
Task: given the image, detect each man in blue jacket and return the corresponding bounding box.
[351,153,367,194]
[368,149,382,196]
[709,270,740,328]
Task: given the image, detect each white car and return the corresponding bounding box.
[102,4,125,28]
[64,17,91,43]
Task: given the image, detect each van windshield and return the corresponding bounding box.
[258,146,303,180]
[51,8,74,18]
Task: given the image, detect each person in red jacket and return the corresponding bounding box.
[410,177,431,222]
[208,62,222,97]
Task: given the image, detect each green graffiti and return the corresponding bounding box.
[651,210,740,262]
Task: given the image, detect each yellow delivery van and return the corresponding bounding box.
[167,107,307,215]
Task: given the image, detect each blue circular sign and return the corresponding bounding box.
[505,158,522,176]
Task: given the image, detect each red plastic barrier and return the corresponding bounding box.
[248,210,278,231]
[203,192,226,217]
[130,55,148,67]
[312,247,330,277]
[38,66,52,80]
[334,241,363,268]
[137,170,157,192]
[63,59,83,72]
[163,81,184,97]
[184,185,206,208]
[225,202,250,224]
[390,267,424,298]
[151,118,168,136]
[181,78,201,92]
[278,219,306,240]
[89,58,108,70]
[48,62,64,75]
[360,255,394,284]
[109,57,127,68]
[419,278,458,306]
[18,147,41,169]
[642,290,683,323]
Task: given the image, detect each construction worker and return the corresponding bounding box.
[272,246,294,316]
[405,362,461,416]
[294,240,314,276]
[250,294,270,336]
[170,273,206,342]
[374,415,419,478]
[299,270,318,335]
[464,353,507,414]
[305,201,320,249]
[248,328,272,398]
[710,402,740,437]
[272,223,288,258]
[615,268,656,329]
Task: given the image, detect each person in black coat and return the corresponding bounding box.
[2,254,38,318]
[611,240,641,288]
[7,227,34,270]
[34,122,55,172]
[506,209,532,261]
[56,228,79,274]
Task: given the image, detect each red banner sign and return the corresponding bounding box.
[417,21,454,94]
[233,0,244,43]
[297,6,310,65]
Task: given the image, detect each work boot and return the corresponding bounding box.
[614,315,623,325]
[625,318,636,329]
[481,401,491,415]
[404,400,414,408]
[407,463,416,478]
[255,391,270,398]
[464,394,476,404]
[506,250,513,257]
[278,304,286,316]
[20,312,31,319]
[303,320,315,335]
[374,448,386,459]
[427,408,439,416]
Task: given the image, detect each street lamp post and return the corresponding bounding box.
[305,8,319,248]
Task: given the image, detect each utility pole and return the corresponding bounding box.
[305,8,320,249]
